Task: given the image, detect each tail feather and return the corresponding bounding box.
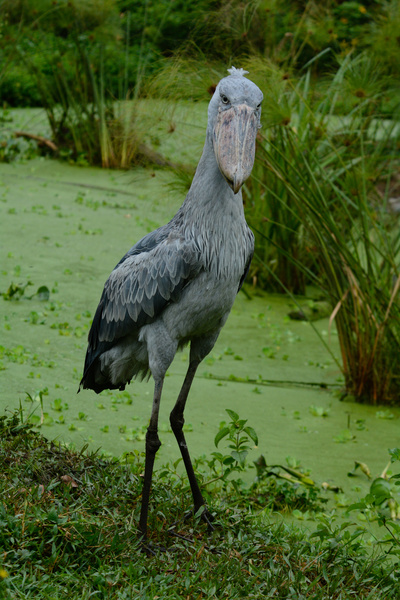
[79,356,124,394]
[79,339,150,395]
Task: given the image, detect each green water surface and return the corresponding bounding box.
[0,134,399,516]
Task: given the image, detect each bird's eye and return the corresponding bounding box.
[257,102,262,109]
[220,94,229,105]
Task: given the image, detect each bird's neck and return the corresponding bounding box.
[177,133,250,277]
[183,132,242,215]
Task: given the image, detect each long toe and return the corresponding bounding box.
[140,540,168,556]
[169,506,216,533]
[200,507,216,531]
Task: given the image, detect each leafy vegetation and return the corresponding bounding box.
[1,0,399,170]
[2,0,400,105]
[0,1,172,167]
[1,409,399,599]
[241,53,400,404]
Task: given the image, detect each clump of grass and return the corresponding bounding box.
[148,54,224,102]
[243,54,400,404]
[0,409,399,599]
[16,37,151,168]
[6,3,167,169]
[256,130,400,404]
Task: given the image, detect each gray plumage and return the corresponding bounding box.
[80,67,263,542]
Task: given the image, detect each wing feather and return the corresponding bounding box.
[82,226,202,379]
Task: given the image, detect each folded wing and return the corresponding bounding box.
[81,226,202,384]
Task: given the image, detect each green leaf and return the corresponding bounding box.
[194,505,206,519]
[211,451,224,461]
[376,410,394,420]
[214,426,230,448]
[244,426,258,446]
[346,501,368,513]
[226,409,239,422]
[230,451,241,463]
[389,448,400,463]
[370,477,392,503]
[47,508,59,523]
[231,450,248,465]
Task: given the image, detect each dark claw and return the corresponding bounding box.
[139,539,168,556]
[168,530,195,543]
[199,507,215,531]
[170,505,217,532]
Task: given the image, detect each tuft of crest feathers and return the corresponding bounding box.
[227,66,249,77]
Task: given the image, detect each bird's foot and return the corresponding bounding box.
[142,542,169,556]
[169,505,216,534]
[139,534,168,556]
[137,527,164,555]
[195,505,216,531]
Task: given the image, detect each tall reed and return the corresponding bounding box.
[245,54,400,404]
[12,3,161,168]
[244,53,393,289]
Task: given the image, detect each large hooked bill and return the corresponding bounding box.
[214,104,259,194]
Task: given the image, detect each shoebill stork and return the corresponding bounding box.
[79,67,263,540]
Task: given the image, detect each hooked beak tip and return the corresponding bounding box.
[231,177,242,194]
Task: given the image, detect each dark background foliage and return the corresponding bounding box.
[0,0,399,106]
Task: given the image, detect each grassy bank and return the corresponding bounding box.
[1,410,399,599]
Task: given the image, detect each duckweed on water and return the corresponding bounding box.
[1,158,400,551]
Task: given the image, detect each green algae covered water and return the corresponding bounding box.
[1,157,399,517]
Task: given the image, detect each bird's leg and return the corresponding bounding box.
[139,378,163,541]
[170,360,213,527]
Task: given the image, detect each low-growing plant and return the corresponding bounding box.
[251,454,328,514]
[1,282,49,301]
[200,408,259,495]
[346,448,400,559]
[194,410,329,516]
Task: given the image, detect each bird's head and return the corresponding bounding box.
[209,67,263,194]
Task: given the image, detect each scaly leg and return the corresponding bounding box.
[170,360,213,526]
[139,378,163,540]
